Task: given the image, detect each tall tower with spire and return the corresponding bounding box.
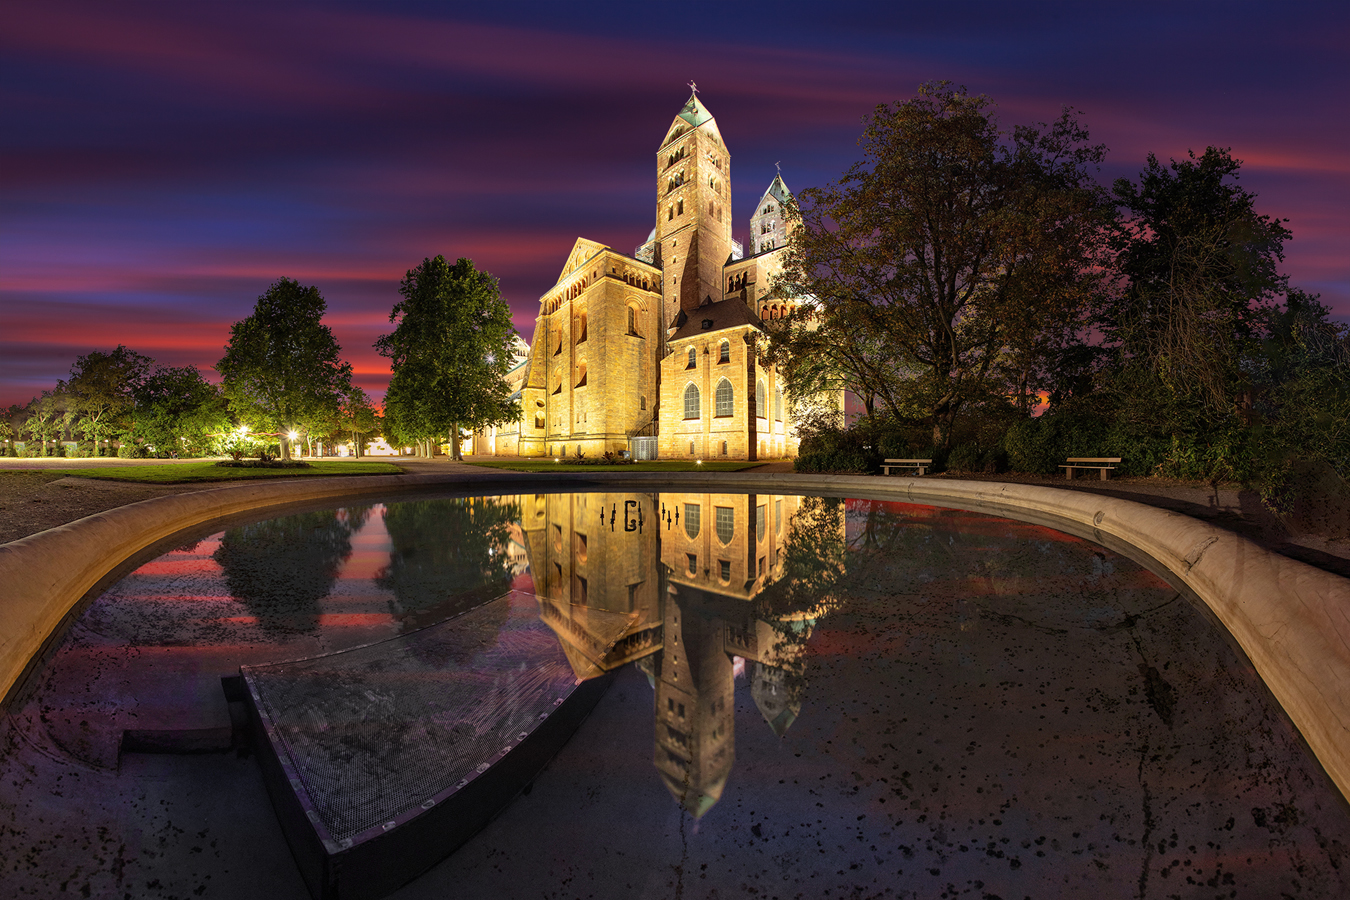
[653,86,734,330]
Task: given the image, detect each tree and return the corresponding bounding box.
[61,345,153,453]
[23,392,65,455]
[132,364,229,457]
[375,256,520,461]
[338,386,379,458]
[1101,148,1291,433]
[216,278,353,460]
[767,82,1112,450]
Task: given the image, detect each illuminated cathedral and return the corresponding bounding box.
[474,88,803,460]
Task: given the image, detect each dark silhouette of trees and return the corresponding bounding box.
[768,83,1112,450]
[213,507,369,636]
[376,497,520,631]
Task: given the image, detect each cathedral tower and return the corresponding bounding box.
[654,88,734,330]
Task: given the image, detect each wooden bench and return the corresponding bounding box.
[1060,457,1121,481]
[882,458,933,476]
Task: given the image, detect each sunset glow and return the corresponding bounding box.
[3,2,1346,406]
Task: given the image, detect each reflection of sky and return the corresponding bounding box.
[3,2,1348,405]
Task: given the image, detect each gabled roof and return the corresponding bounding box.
[669,297,763,341]
[757,173,793,210]
[555,237,610,284]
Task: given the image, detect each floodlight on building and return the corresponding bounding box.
[288,430,299,441]
[696,459,703,465]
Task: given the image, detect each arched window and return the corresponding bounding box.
[575,360,587,388]
[718,340,730,363]
[715,506,734,544]
[683,383,700,419]
[686,346,697,369]
[575,311,587,344]
[627,305,640,337]
[774,386,783,421]
[714,378,733,417]
[755,379,766,418]
[684,503,700,539]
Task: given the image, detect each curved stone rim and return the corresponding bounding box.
[2,470,1347,804]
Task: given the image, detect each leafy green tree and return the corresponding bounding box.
[216,278,353,460]
[376,256,519,461]
[1102,147,1292,435]
[132,364,229,457]
[767,83,1112,450]
[23,392,65,456]
[61,345,154,453]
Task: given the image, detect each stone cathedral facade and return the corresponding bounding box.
[475,90,802,460]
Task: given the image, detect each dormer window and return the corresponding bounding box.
[701,319,714,330]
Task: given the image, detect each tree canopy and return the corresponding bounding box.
[766,82,1112,450]
[216,277,353,459]
[376,256,519,460]
[61,345,154,447]
[1101,147,1292,431]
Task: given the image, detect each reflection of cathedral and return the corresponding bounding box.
[519,491,837,817]
[474,90,804,460]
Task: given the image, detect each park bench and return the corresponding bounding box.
[882,458,933,476]
[1060,457,1121,481]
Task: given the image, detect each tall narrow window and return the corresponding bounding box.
[627,305,638,336]
[683,383,700,419]
[715,506,734,544]
[718,340,730,363]
[686,347,696,369]
[684,503,701,539]
[756,380,766,418]
[714,379,733,417]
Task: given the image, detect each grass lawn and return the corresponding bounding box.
[466,459,765,473]
[51,460,404,484]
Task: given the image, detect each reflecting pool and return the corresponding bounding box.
[2,491,1348,899]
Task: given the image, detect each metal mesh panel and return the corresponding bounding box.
[244,591,585,847]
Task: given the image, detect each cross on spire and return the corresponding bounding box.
[775,160,782,175]
[688,80,698,95]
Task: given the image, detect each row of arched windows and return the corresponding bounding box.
[762,304,790,320]
[682,377,785,422]
[681,503,735,544]
[683,379,735,419]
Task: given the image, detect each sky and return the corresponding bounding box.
[2,0,1347,408]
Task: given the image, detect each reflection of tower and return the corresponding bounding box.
[749,618,814,737]
[520,492,664,679]
[653,590,735,818]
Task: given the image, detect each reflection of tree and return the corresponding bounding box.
[753,496,847,622]
[214,507,369,635]
[748,497,849,735]
[376,497,520,632]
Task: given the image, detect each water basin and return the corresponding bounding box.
[2,490,1347,899]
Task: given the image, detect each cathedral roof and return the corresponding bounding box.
[676,91,714,127]
[669,297,763,341]
[763,172,792,206]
